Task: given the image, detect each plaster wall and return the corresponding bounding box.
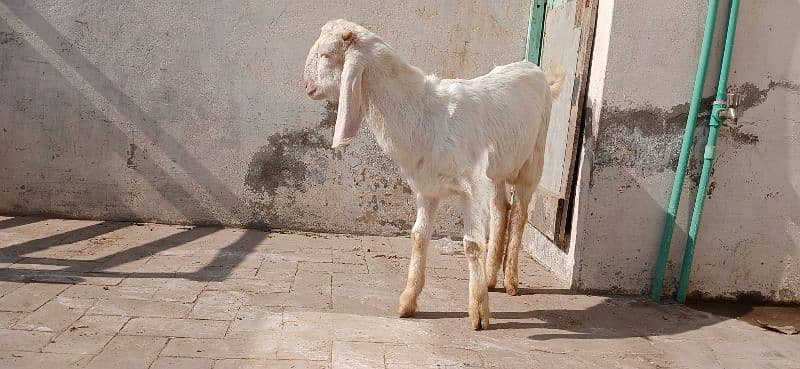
[0,0,531,237]
[571,0,800,302]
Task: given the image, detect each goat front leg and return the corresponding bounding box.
[465,240,490,330]
[398,195,439,318]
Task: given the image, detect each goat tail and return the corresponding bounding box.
[545,65,566,100]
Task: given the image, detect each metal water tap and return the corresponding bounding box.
[717,89,742,123]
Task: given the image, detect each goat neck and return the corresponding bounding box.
[359,44,436,170]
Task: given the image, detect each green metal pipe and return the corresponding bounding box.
[650,0,719,301]
[526,0,547,64]
[677,0,741,303]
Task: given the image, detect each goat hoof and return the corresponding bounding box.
[398,290,417,318]
[468,288,490,330]
[468,300,490,330]
[504,276,518,296]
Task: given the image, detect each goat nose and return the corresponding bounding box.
[305,84,317,96]
[304,80,308,89]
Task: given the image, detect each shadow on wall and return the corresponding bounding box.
[0,1,422,236]
[0,2,274,281]
[583,0,800,302]
[0,0,248,225]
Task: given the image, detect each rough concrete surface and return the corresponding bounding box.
[0,216,798,369]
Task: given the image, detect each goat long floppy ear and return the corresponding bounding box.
[331,32,365,149]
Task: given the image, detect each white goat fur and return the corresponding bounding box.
[303,20,563,330]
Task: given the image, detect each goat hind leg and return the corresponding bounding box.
[503,183,533,296]
[485,182,510,289]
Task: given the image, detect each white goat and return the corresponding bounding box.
[303,19,562,330]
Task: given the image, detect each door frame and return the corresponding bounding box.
[525,0,599,248]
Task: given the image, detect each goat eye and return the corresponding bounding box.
[320,53,330,59]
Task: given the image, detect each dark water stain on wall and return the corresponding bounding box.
[592,79,796,179]
[0,31,22,46]
[245,128,328,196]
[593,96,714,175]
[245,107,337,197]
[318,101,337,128]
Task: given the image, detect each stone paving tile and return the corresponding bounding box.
[88,298,192,318]
[60,284,156,300]
[384,343,483,368]
[0,312,21,328]
[183,265,259,279]
[262,237,333,263]
[162,336,279,359]
[206,277,290,294]
[141,255,206,273]
[332,341,386,369]
[214,358,330,369]
[150,356,214,369]
[263,249,333,263]
[249,271,331,309]
[1,218,799,369]
[0,283,67,312]
[332,249,368,266]
[43,315,129,354]
[92,256,152,273]
[227,305,282,337]
[119,277,206,288]
[299,261,369,274]
[120,279,209,303]
[248,290,329,310]
[358,235,406,254]
[190,290,248,320]
[71,273,125,286]
[121,317,229,338]
[83,335,167,369]
[262,233,335,248]
[0,328,54,351]
[0,282,22,298]
[66,239,135,261]
[332,314,430,344]
[256,261,298,277]
[707,340,800,369]
[12,299,87,332]
[8,259,71,272]
[281,310,335,341]
[207,253,266,269]
[332,273,401,316]
[52,295,96,309]
[291,271,331,295]
[433,266,469,280]
[364,253,408,275]
[0,351,92,369]
[277,337,331,361]
[152,284,206,302]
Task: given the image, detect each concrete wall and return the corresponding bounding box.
[0,0,531,236]
[570,0,800,302]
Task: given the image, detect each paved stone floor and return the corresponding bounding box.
[0,216,797,369]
